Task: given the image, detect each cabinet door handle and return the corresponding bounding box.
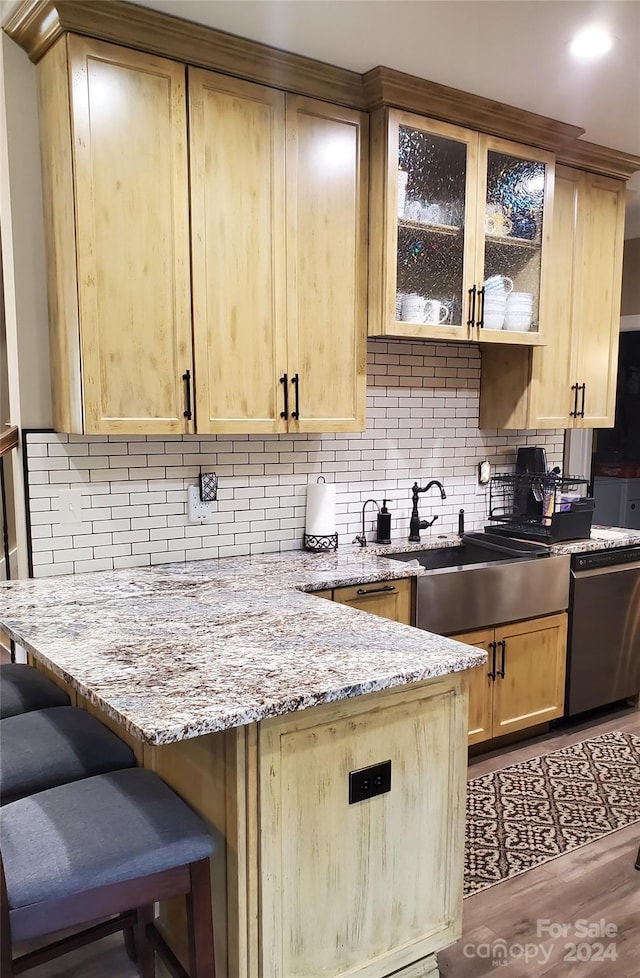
[579,383,586,418]
[356,584,396,596]
[279,373,289,419]
[497,639,506,679]
[291,373,300,420]
[570,382,579,418]
[182,370,192,420]
[477,286,486,328]
[467,285,477,327]
[488,641,497,680]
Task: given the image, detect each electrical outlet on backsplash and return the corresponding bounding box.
[24,341,564,577]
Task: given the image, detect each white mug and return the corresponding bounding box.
[401,293,427,322]
[424,299,451,324]
[484,275,514,294]
[404,199,422,222]
[422,202,442,224]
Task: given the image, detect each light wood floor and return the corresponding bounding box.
[12,704,640,978]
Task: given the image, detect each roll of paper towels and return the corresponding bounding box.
[305,479,336,536]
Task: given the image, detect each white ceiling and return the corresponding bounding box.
[131,0,640,235]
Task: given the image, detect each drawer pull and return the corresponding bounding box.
[356,584,396,596]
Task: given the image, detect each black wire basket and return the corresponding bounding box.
[487,473,594,542]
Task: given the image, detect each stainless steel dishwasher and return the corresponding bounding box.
[566,545,640,716]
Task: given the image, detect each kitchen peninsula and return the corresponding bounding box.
[0,546,484,978]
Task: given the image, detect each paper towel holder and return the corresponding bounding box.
[304,476,338,553]
[304,532,338,552]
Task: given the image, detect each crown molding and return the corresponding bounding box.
[4,0,639,180]
[3,0,366,108]
[557,139,640,181]
[2,1,61,62]
[362,66,585,153]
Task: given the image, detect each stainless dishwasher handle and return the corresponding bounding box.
[356,585,396,596]
[572,562,640,579]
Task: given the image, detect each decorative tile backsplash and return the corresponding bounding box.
[25,341,564,577]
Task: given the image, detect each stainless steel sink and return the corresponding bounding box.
[389,542,517,572]
[387,537,570,635]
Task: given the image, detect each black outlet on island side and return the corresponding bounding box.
[348,760,392,805]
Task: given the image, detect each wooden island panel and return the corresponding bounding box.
[144,674,467,978]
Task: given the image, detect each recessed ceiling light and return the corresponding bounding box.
[570,26,613,59]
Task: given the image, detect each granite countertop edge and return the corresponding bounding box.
[2,526,639,745]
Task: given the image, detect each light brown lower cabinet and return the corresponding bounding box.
[330,577,414,624]
[452,612,568,746]
[148,674,466,978]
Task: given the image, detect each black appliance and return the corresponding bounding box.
[516,446,547,515]
[516,446,548,475]
[566,545,640,716]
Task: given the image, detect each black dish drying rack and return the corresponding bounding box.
[487,473,594,542]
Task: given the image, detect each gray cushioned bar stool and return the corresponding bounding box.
[0,706,137,806]
[0,767,216,977]
[0,663,70,719]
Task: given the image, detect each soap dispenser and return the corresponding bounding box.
[376,500,392,544]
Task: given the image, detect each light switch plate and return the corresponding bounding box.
[188,485,216,523]
[56,488,85,524]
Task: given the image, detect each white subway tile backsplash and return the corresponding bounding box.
[25,341,565,576]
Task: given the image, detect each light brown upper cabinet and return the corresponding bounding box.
[368,108,555,347]
[480,166,626,429]
[39,35,193,435]
[38,39,367,435]
[190,69,368,434]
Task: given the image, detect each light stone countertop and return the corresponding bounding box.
[2,526,638,746]
[0,539,483,745]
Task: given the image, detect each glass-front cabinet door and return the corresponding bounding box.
[368,109,478,341]
[368,109,555,347]
[474,137,555,345]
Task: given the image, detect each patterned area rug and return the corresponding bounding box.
[464,730,640,898]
